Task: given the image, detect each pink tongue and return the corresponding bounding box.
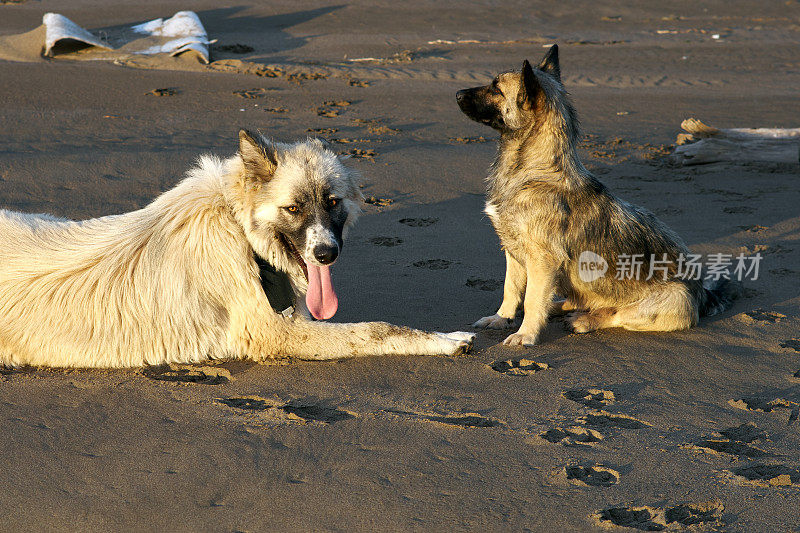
[305,262,338,319]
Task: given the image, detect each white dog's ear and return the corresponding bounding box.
[314,136,333,150]
[238,129,277,181]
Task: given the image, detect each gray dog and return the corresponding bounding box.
[456,45,739,346]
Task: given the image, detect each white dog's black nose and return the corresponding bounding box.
[313,245,339,265]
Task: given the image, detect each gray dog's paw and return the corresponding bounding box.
[472,314,517,330]
[566,311,597,334]
[502,332,538,347]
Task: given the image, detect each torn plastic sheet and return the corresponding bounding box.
[41,11,212,63]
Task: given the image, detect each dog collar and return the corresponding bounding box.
[255,255,296,317]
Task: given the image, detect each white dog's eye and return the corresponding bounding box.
[284,205,299,214]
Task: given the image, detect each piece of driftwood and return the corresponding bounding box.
[671,118,800,166]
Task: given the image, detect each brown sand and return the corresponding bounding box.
[0,24,44,62]
[1,1,799,531]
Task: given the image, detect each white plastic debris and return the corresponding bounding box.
[40,11,212,63]
[43,13,112,55]
[130,11,211,60]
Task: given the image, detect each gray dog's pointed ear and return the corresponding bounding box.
[538,44,560,81]
[238,129,278,181]
[518,59,540,110]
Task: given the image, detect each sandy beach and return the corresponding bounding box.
[1,1,799,531]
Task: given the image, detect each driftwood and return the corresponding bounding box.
[671,118,800,166]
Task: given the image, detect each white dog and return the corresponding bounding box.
[0,130,474,367]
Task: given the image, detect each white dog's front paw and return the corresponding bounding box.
[502,332,538,347]
[435,331,476,356]
[473,314,517,330]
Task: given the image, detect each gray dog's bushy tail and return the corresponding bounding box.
[700,278,743,317]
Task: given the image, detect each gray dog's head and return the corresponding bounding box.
[456,45,567,136]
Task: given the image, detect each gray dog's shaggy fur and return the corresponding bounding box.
[457,45,739,346]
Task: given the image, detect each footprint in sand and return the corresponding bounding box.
[348,78,371,87]
[218,396,356,423]
[729,397,799,425]
[742,287,763,299]
[399,217,438,227]
[351,118,400,135]
[563,388,616,409]
[364,196,392,207]
[740,244,792,256]
[780,339,800,352]
[287,72,329,84]
[282,401,356,423]
[740,309,786,323]
[663,502,725,527]
[340,148,376,160]
[653,206,683,216]
[218,397,268,410]
[412,259,452,270]
[699,424,768,455]
[143,364,231,385]
[692,439,769,459]
[719,422,767,443]
[596,506,663,530]
[216,43,254,54]
[580,411,650,430]
[565,465,620,487]
[489,358,548,376]
[316,100,351,117]
[739,224,769,233]
[449,136,488,144]
[465,277,502,291]
[369,236,403,247]
[307,127,338,135]
[145,87,179,96]
[595,501,724,530]
[723,206,755,214]
[540,426,603,447]
[233,88,276,98]
[331,138,373,144]
[384,409,503,428]
[540,412,648,446]
[731,463,800,487]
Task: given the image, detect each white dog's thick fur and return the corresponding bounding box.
[0,134,473,367]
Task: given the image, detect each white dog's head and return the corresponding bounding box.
[235,130,362,319]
